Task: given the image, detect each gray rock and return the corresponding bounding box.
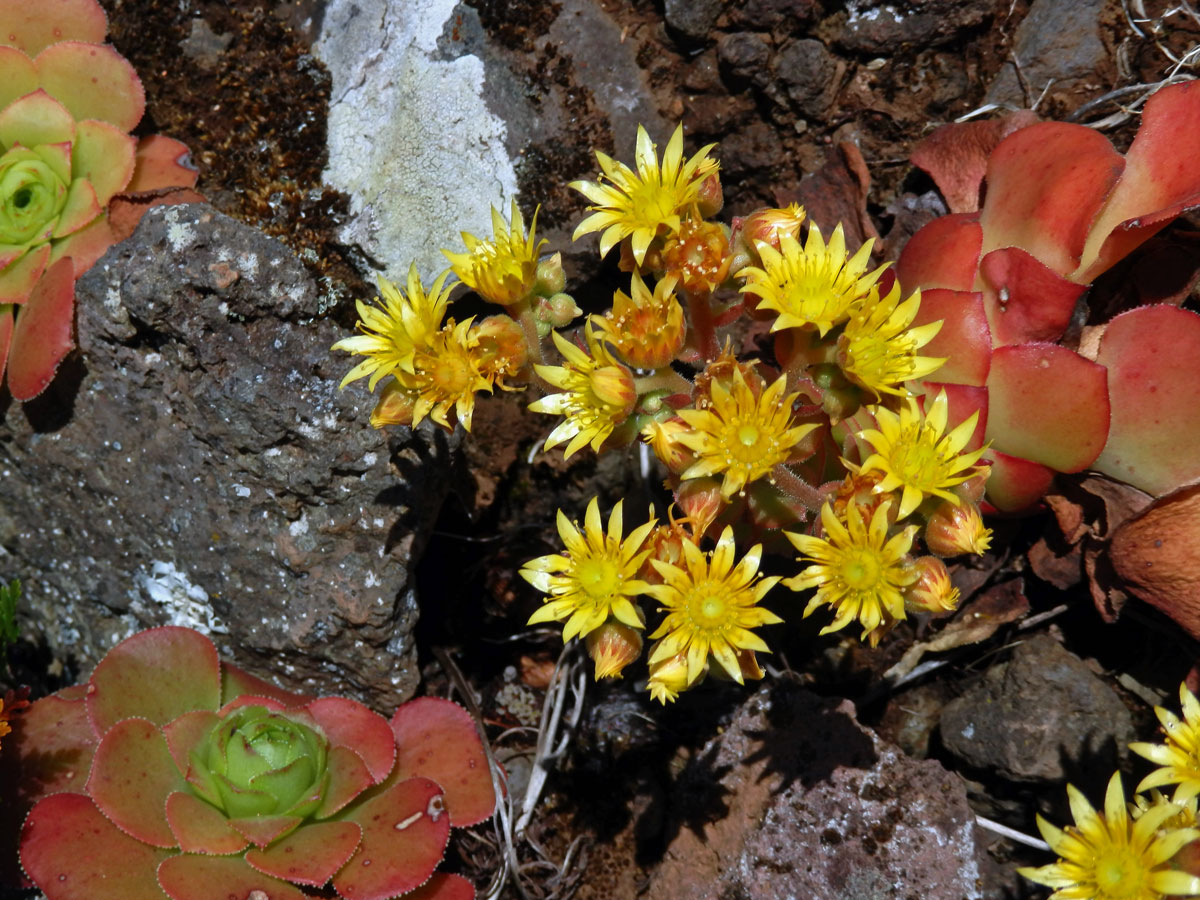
[664,0,725,43]
[731,0,820,32]
[986,0,1108,107]
[838,0,991,54]
[717,31,772,83]
[940,634,1134,782]
[649,684,984,899]
[0,204,455,710]
[774,38,845,119]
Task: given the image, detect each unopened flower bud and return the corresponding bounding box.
[472,315,529,384]
[590,363,637,415]
[924,499,991,557]
[647,651,695,704]
[903,556,960,615]
[596,272,685,368]
[535,252,566,297]
[586,619,644,680]
[370,378,417,428]
[662,220,733,296]
[696,173,724,218]
[729,203,807,273]
[642,418,693,472]
[534,292,582,337]
[675,477,725,536]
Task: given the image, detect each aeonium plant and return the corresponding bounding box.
[13,627,495,900]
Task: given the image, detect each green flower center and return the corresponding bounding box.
[685,581,733,631]
[577,557,622,600]
[840,549,882,590]
[1093,845,1149,899]
[885,427,949,490]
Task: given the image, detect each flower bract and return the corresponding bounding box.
[644,526,781,688]
[521,497,656,642]
[784,501,918,644]
[1018,772,1200,900]
[857,389,989,519]
[674,368,817,500]
[570,123,718,265]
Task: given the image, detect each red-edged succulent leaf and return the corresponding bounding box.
[107,188,205,243]
[909,110,1040,214]
[978,122,1125,277]
[34,41,144,131]
[391,698,495,827]
[245,819,362,887]
[4,684,96,803]
[20,792,172,900]
[7,255,74,401]
[221,661,315,708]
[333,776,450,900]
[0,88,74,147]
[315,744,374,819]
[52,176,100,237]
[88,626,221,733]
[978,247,1086,346]
[157,853,308,900]
[161,709,219,779]
[85,716,186,848]
[1110,483,1200,637]
[47,212,114,276]
[406,873,477,900]
[217,694,288,716]
[910,288,990,386]
[0,303,11,384]
[922,382,988,451]
[306,697,396,784]
[1077,81,1200,282]
[126,135,198,192]
[982,449,1056,513]
[228,814,303,849]
[0,46,39,109]
[0,0,108,56]
[0,242,49,303]
[72,118,135,204]
[1091,304,1200,496]
[985,343,1110,473]
[895,212,982,292]
[164,790,247,854]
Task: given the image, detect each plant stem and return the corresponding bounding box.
[769,462,828,514]
[634,367,692,397]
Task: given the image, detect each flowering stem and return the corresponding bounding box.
[769,462,828,515]
[687,291,720,362]
[634,367,692,398]
[515,306,547,369]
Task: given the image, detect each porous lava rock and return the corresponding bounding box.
[0,203,454,710]
[939,634,1134,782]
[649,683,985,899]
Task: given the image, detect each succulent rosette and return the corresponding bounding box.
[0,0,199,399]
[13,627,495,900]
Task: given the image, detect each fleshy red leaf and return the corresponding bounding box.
[245,819,361,887]
[161,709,218,779]
[982,450,1056,514]
[86,717,185,848]
[0,304,12,385]
[1110,484,1200,637]
[157,853,308,900]
[0,87,74,146]
[7,256,74,401]
[47,213,116,277]
[221,662,314,708]
[228,814,302,849]
[315,744,374,820]
[305,697,396,784]
[20,792,172,900]
[126,135,198,192]
[985,343,1110,473]
[910,288,990,386]
[895,213,982,292]
[0,242,49,303]
[34,41,144,131]
[391,698,495,827]
[909,110,1040,214]
[406,873,477,900]
[0,0,108,56]
[1077,80,1200,281]
[978,247,1085,346]
[978,122,1124,276]
[88,626,221,734]
[164,790,247,855]
[1092,305,1200,495]
[333,776,450,900]
[51,176,101,238]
